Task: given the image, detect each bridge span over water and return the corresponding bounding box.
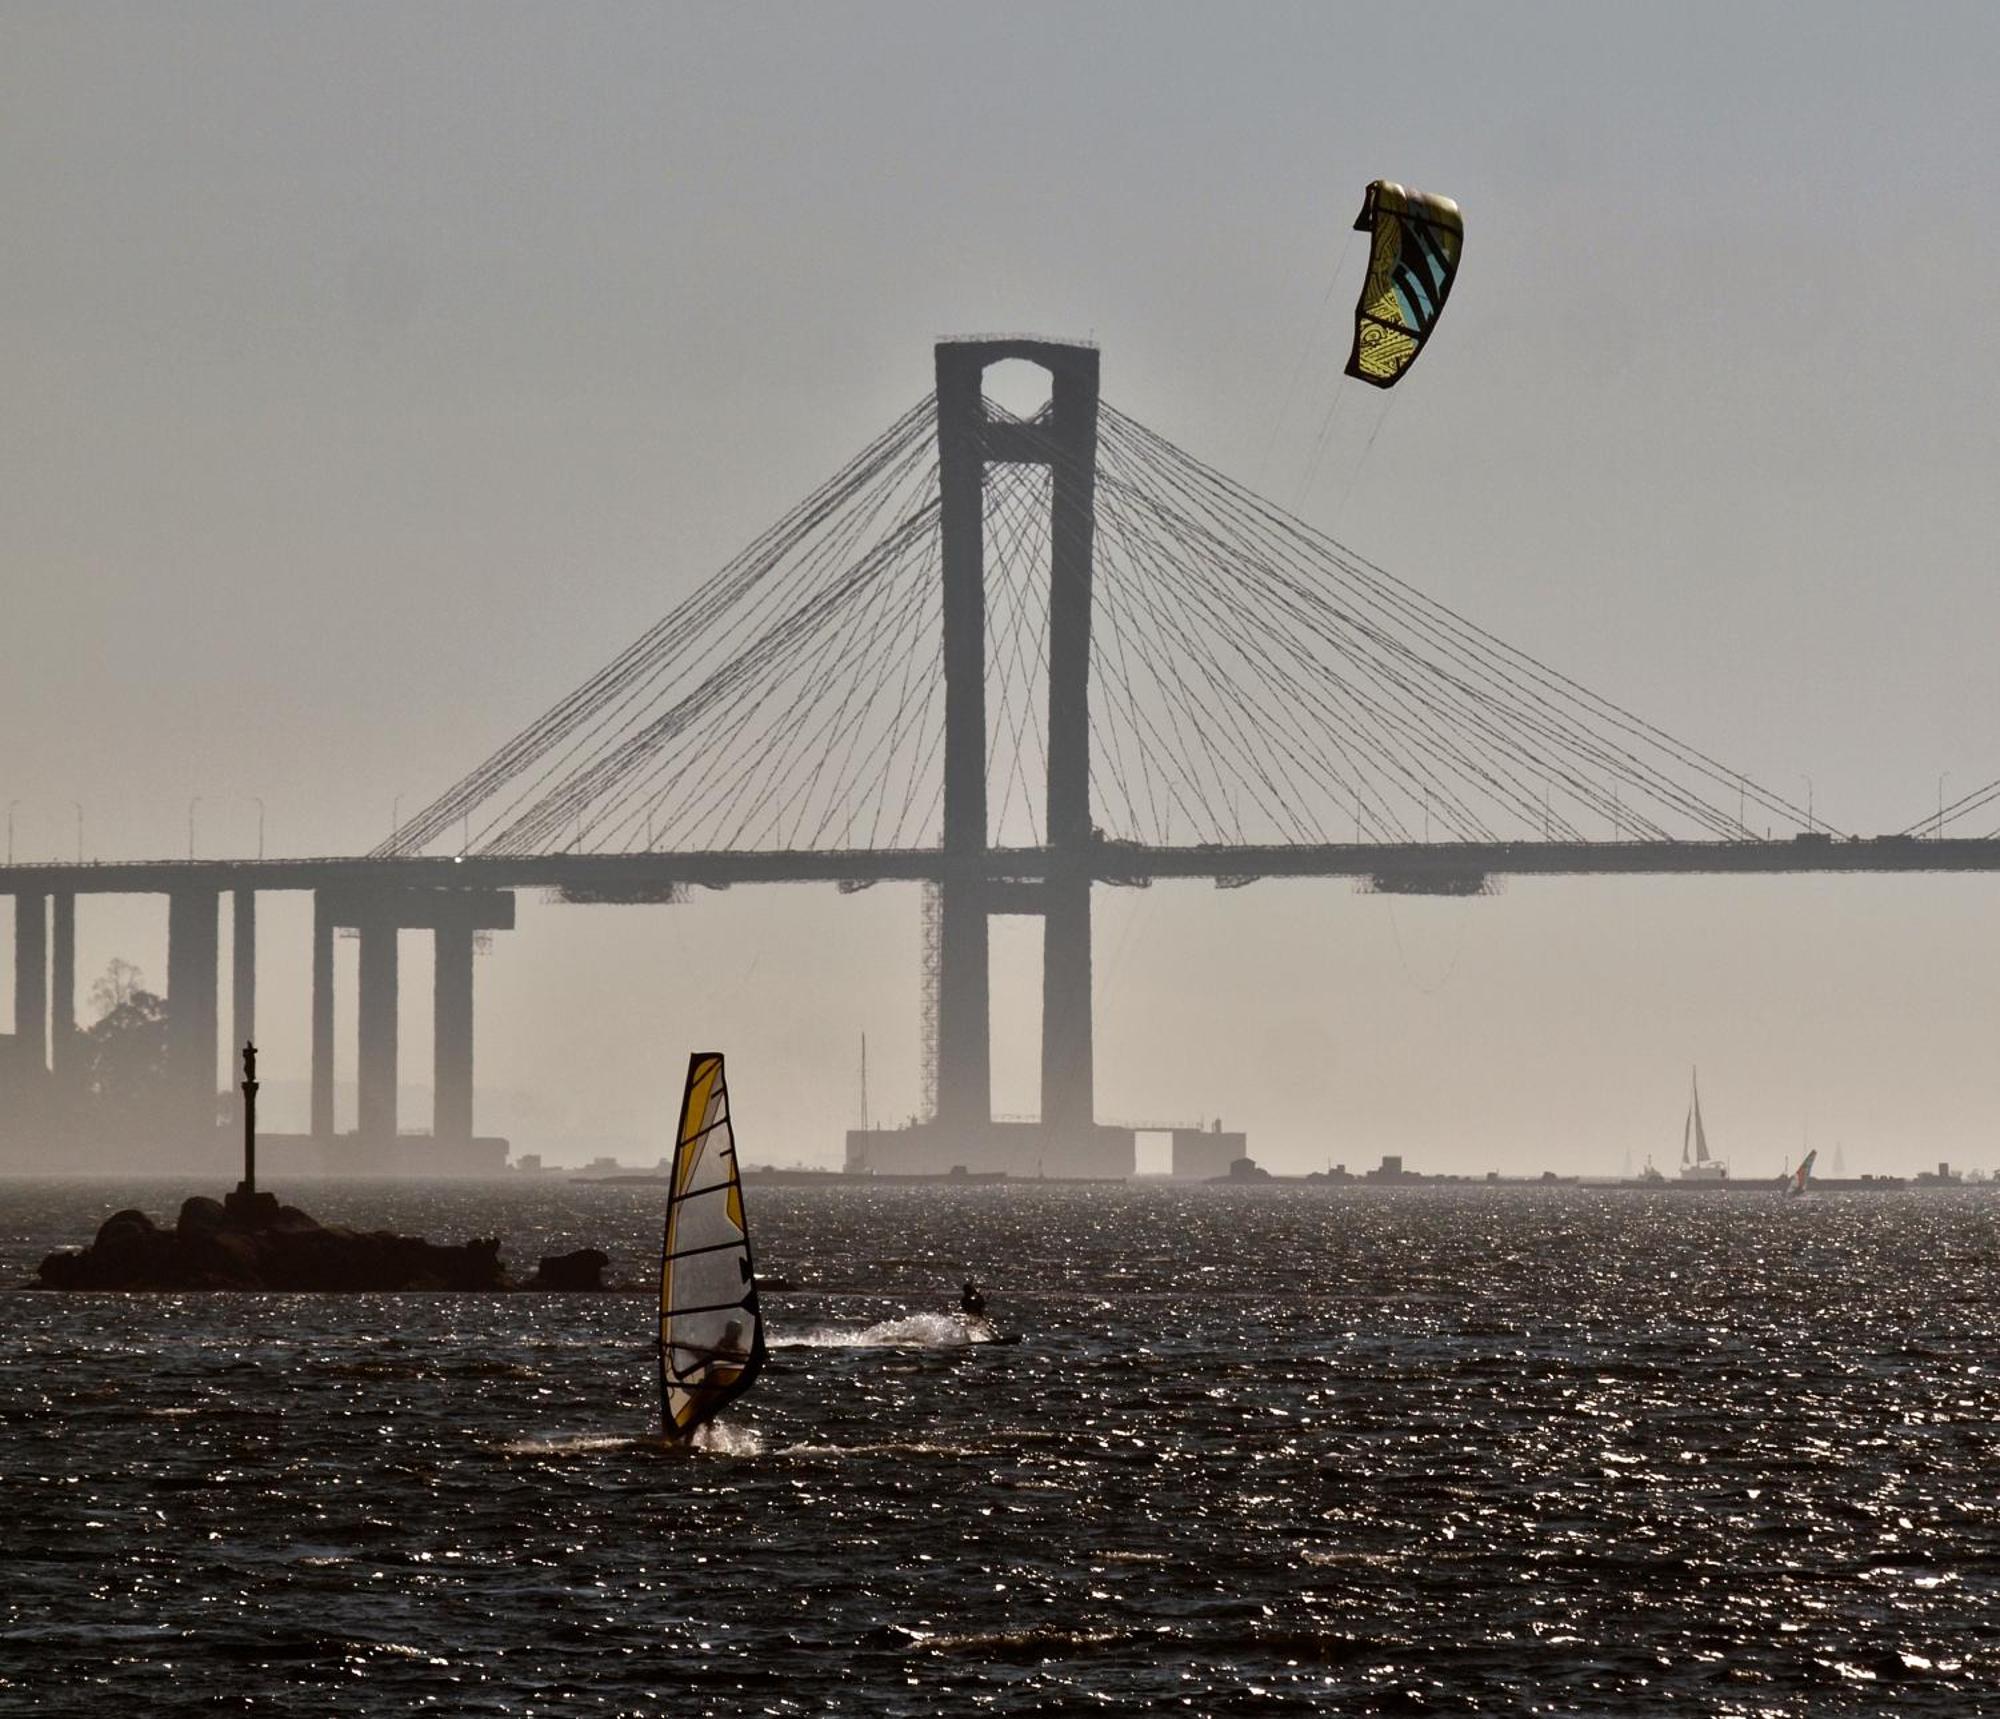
[3,338,1990,1175]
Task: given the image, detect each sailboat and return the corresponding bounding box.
[657,1052,766,1442]
[1679,1069,1728,1182]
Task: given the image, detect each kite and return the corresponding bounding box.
[1344,181,1463,389]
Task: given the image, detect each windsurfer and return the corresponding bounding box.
[657,1053,764,1441]
[674,1315,752,1389]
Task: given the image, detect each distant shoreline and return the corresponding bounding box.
[0,1169,1981,1193]
[580,1168,1977,1193]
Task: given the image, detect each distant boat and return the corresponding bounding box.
[1679,1069,1728,1182]
[1787,1148,1817,1197]
[657,1052,766,1443]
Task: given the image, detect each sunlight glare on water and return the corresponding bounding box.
[3,1180,1996,1715]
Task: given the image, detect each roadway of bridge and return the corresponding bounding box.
[3,833,1998,897]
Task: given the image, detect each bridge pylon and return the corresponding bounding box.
[850,337,1134,1178]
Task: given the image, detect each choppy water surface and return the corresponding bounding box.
[3,1181,1997,1714]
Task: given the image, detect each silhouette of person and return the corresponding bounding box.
[677,1315,751,1388]
[959,1280,986,1317]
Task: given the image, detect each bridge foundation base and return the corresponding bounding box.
[845,1120,1134,1181]
[0,1128,512,1179]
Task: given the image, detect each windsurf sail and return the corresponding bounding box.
[1344,180,1464,389]
[658,1052,764,1440]
[1790,1148,1817,1196]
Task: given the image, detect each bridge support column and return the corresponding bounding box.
[166,888,219,1139]
[311,886,507,1150]
[356,917,398,1141]
[433,918,474,1142]
[50,892,77,1085]
[310,893,335,1136]
[12,892,47,1080]
[1040,345,1100,1145]
[935,344,992,1131]
[232,889,255,1057]
[1040,875,1093,1136]
[13,891,46,1071]
[933,886,990,1130]
[925,337,1107,1164]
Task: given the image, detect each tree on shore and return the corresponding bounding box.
[82,959,169,1133]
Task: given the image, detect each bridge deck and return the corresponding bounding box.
[3,834,1998,896]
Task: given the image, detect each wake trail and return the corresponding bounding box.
[771,1312,998,1350]
[500,1423,764,1457]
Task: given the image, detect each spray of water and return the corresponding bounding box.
[771,1312,996,1350]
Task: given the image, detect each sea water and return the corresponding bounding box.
[2,1180,1995,1714]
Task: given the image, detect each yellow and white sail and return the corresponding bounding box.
[658,1052,764,1438]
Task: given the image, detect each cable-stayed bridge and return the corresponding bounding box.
[4,337,1996,1175]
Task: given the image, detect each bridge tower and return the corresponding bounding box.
[853,337,1132,1177]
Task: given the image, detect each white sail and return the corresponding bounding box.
[1678,1068,1727,1181]
[658,1052,765,1440]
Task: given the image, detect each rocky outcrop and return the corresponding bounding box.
[524,1248,611,1291]
[36,1197,513,1292]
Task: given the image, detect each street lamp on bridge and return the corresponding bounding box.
[1799,775,1814,834]
[1937,772,1950,839]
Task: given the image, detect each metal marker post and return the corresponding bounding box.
[240,1040,259,1198]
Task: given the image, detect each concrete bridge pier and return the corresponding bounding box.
[355,912,399,1142]
[311,892,335,1136]
[433,916,475,1145]
[1039,872,1093,1137]
[165,888,219,1140]
[7,892,48,1096]
[231,890,255,1060]
[51,892,77,1089]
[4,890,88,1127]
[310,884,512,1169]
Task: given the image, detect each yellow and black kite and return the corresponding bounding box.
[1344,181,1464,389]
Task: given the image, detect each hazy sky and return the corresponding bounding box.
[5,2,2000,1174]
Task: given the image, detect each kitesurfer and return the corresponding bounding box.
[959,1280,986,1317]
